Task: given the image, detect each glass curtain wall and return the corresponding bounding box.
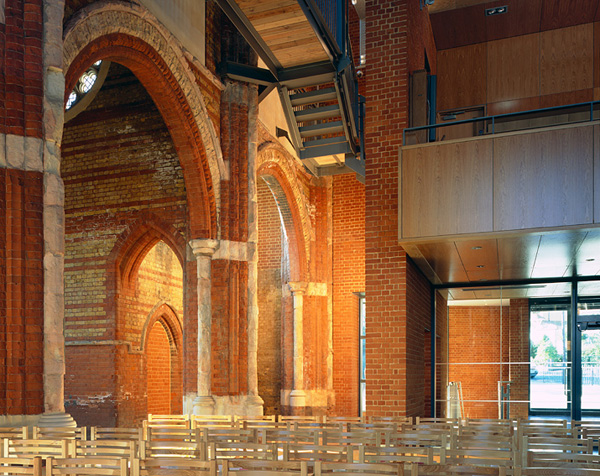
[434,281,600,419]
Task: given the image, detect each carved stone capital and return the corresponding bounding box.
[288,281,308,296]
[189,238,220,258]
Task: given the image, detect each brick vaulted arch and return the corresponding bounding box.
[257,143,313,283]
[62,1,225,239]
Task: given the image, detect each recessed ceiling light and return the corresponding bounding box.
[486,5,508,16]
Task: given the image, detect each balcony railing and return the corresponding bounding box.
[403,101,600,146]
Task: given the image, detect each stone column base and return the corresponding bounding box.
[37,412,77,428]
[246,395,265,416]
[289,389,307,408]
[193,395,215,415]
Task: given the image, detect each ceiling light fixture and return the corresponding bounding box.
[485,5,508,16]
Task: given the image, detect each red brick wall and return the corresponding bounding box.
[0,0,44,138]
[0,169,44,415]
[147,322,172,415]
[447,305,510,418]
[257,178,284,415]
[509,299,530,418]
[332,174,365,416]
[364,0,437,417]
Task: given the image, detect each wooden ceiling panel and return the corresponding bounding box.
[532,232,587,278]
[430,0,599,49]
[484,0,542,42]
[455,238,498,272]
[415,242,468,283]
[540,0,599,30]
[430,5,488,50]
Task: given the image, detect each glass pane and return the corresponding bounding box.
[360,338,366,380]
[530,305,570,411]
[578,300,600,413]
[360,297,366,336]
[360,382,366,415]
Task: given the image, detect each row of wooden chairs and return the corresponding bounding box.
[4,455,600,476]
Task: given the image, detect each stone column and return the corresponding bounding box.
[190,239,219,415]
[245,84,264,415]
[288,281,307,410]
[38,0,76,428]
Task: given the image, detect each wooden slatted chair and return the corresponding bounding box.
[222,459,309,476]
[525,451,600,467]
[192,415,235,429]
[147,427,201,443]
[200,427,259,444]
[256,428,319,446]
[89,428,143,442]
[0,428,28,440]
[72,440,138,459]
[31,427,86,440]
[1,439,71,459]
[409,463,507,476]
[358,444,435,465]
[365,416,412,426]
[282,443,352,463]
[321,429,383,447]
[441,447,515,474]
[0,456,42,476]
[278,416,322,424]
[324,417,364,425]
[146,415,190,428]
[513,467,600,476]
[314,461,403,476]
[132,457,217,476]
[138,439,206,459]
[208,441,277,460]
[46,457,128,476]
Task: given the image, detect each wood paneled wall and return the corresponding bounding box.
[437,23,598,114]
[400,124,599,239]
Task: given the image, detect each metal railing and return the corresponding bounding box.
[310,0,346,55]
[403,100,600,145]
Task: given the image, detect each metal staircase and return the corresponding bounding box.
[217,0,365,179]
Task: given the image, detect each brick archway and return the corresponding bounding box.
[63,1,224,239]
[142,304,184,415]
[107,214,185,424]
[257,147,313,283]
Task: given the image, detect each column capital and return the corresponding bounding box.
[288,281,308,295]
[189,238,220,258]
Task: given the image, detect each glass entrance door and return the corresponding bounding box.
[577,301,600,415]
[529,301,571,414]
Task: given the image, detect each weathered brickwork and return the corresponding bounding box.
[146,322,173,415]
[0,0,44,138]
[62,64,188,425]
[0,168,44,415]
[257,178,284,415]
